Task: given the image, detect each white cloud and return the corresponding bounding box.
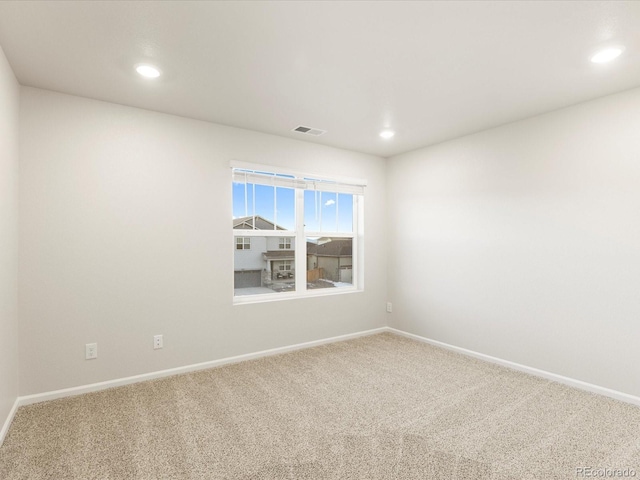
[324,199,336,207]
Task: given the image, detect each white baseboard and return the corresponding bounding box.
[10,324,640,423]
[388,327,640,407]
[17,327,388,407]
[0,397,20,446]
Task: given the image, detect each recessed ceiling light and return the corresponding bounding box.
[135,64,161,78]
[590,47,624,64]
[379,130,395,139]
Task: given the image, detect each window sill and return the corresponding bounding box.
[233,286,363,306]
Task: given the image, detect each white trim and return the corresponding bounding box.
[294,187,305,294]
[387,327,640,407]
[230,160,367,188]
[11,326,637,428]
[17,327,386,407]
[233,285,361,305]
[305,232,355,239]
[0,397,20,446]
[233,230,294,238]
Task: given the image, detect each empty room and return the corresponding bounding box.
[1,1,639,478]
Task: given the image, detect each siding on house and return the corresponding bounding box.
[234,237,267,271]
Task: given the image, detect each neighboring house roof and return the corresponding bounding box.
[233,215,286,230]
[307,239,352,257]
[263,251,295,260]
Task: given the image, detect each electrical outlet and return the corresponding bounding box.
[154,335,163,350]
[386,302,393,313]
[85,343,98,360]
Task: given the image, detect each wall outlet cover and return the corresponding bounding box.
[85,343,98,360]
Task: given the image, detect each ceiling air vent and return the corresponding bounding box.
[292,125,327,136]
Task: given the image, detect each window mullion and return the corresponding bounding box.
[295,188,306,294]
[354,194,362,289]
[233,230,293,237]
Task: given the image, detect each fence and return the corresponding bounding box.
[307,268,325,282]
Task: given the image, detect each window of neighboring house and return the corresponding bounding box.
[232,163,365,303]
[279,238,292,249]
[236,237,251,250]
[279,260,292,271]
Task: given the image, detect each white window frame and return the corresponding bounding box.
[232,161,365,305]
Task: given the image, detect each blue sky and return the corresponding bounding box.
[233,183,353,232]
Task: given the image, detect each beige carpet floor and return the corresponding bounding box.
[1,332,639,479]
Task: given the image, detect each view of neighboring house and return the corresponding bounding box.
[233,216,295,290]
[233,215,352,291]
[307,238,353,283]
[233,215,286,231]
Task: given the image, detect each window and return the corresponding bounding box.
[236,237,251,250]
[232,163,365,302]
[279,260,292,271]
[279,238,292,249]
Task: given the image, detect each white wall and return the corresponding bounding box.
[0,45,19,431]
[19,87,387,395]
[387,87,640,397]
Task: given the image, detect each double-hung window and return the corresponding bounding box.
[232,162,365,303]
